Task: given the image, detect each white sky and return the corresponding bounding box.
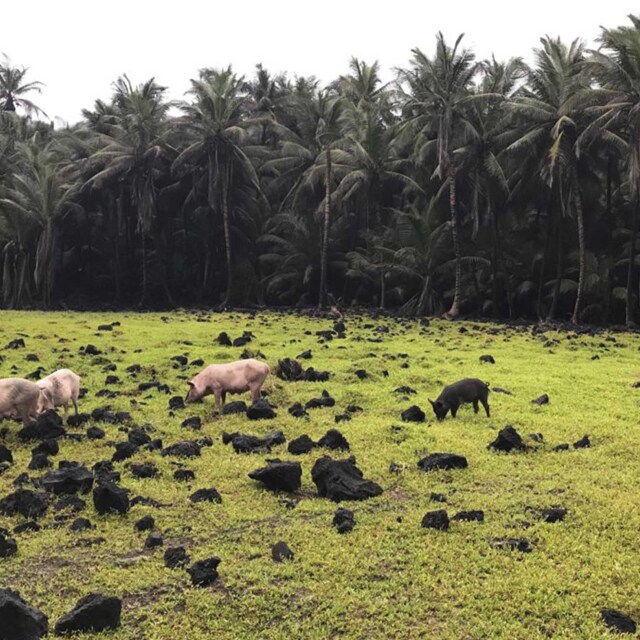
[2,0,639,125]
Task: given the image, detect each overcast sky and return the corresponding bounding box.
[2,0,639,125]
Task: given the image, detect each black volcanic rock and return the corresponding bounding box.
[249,461,302,492]
[54,593,121,634]
[311,456,383,502]
[417,453,468,472]
[0,588,48,639]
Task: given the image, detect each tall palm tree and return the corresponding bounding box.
[84,76,170,305]
[172,67,264,306]
[457,57,525,317]
[501,37,588,322]
[398,33,488,317]
[580,14,640,326]
[0,134,80,306]
[0,55,45,116]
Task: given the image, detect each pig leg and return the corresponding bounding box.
[249,383,261,404]
[481,398,490,417]
[450,402,459,418]
[63,402,69,418]
[213,389,223,414]
[72,396,79,415]
[472,400,479,414]
[221,391,227,409]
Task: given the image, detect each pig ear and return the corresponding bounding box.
[428,399,435,408]
[187,381,195,388]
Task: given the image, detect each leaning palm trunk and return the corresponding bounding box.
[318,147,332,309]
[625,197,639,327]
[221,168,233,307]
[447,165,461,317]
[571,169,586,325]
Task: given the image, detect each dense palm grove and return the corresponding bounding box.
[3,17,640,323]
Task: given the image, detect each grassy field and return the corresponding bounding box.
[1,310,640,639]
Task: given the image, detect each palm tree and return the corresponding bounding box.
[84,76,170,305]
[580,14,640,326]
[0,54,45,116]
[501,37,588,322]
[456,57,525,317]
[398,33,488,317]
[0,134,80,306]
[172,67,264,306]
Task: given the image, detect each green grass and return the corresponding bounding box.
[1,310,640,639]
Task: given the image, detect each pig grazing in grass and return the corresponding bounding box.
[429,378,490,421]
[185,359,270,414]
[36,368,81,416]
[0,378,41,426]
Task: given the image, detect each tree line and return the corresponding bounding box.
[2,16,640,324]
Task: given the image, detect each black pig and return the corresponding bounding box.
[429,378,490,420]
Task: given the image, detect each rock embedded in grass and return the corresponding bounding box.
[14,520,40,534]
[173,468,195,482]
[311,456,383,502]
[0,489,48,519]
[69,517,93,532]
[161,441,201,458]
[421,509,449,531]
[134,515,155,532]
[221,401,247,415]
[144,532,163,549]
[531,394,549,405]
[92,483,130,515]
[490,538,532,553]
[246,399,276,420]
[54,593,121,634]
[600,608,637,634]
[164,546,190,569]
[318,429,350,451]
[42,465,94,495]
[333,508,355,533]
[271,540,294,562]
[288,402,308,418]
[0,588,48,639]
[417,453,468,472]
[190,488,222,504]
[480,355,495,364]
[129,463,159,479]
[488,426,526,453]
[18,411,66,441]
[0,444,12,464]
[304,390,335,410]
[128,427,151,446]
[249,461,302,492]
[401,405,425,423]
[223,431,285,454]
[452,510,484,522]
[573,435,590,449]
[288,434,316,455]
[0,527,18,557]
[187,557,221,586]
[538,507,567,523]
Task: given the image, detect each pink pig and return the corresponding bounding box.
[0,377,41,426]
[185,359,270,413]
[36,368,81,417]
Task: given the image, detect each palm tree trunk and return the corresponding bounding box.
[547,216,563,321]
[625,196,639,327]
[318,147,331,309]
[489,200,499,317]
[221,168,233,307]
[140,233,148,307]
[447,165,461,317]
[571,169,586,324]
[536,206,552,320]
[604,154,614,323]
